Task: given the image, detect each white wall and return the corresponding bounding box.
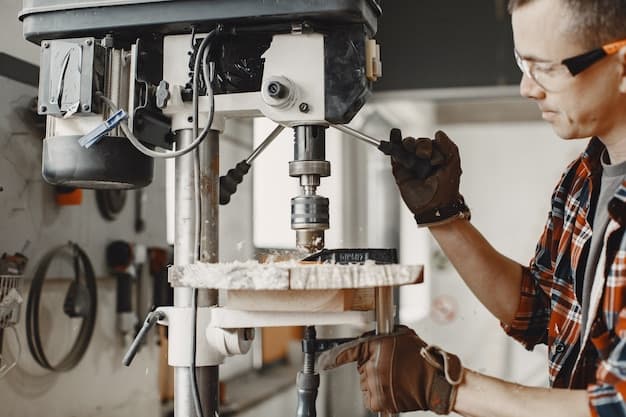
[0,76,165,417]
[1,0,40,64]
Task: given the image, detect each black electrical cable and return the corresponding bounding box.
[25,242,97,372]
[190,27,218,417]
[190,287,204,417]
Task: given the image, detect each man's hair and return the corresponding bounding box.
[508,0,626,48]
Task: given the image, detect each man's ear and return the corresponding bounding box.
[617,46,626,93]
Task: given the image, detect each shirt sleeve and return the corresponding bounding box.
[589,322,626,416]
[500,265,551,349]
[500,214,557,349]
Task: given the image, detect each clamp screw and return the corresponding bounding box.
[82,104,90,112]
[299,103,310,113]
[42,41,50,49]
[40,105,47,113]
[85,39,93,46]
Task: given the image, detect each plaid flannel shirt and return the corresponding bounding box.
[501,138,626,417]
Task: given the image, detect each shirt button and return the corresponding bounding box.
[555,344,565,353]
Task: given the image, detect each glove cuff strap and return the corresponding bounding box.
[420,345,464,415]
[414,198,470,228]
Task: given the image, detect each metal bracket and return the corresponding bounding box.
[150,306,373,367]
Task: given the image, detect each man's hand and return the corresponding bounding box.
[383,129,470,227]
[317,325,464,414]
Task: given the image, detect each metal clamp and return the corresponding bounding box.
[155,306,254,367]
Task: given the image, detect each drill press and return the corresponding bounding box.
[18,2,410,417]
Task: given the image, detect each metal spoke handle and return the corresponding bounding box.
[123,310,165,366]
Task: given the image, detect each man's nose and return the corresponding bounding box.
[519,73,546,100]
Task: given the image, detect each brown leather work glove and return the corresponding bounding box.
[384,129,470,227]
[317,325,464,414]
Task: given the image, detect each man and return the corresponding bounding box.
[318,1,626,416]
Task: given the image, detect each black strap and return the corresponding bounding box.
[26,242,97,372]
[414,198,471,226]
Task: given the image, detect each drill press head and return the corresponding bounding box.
[21,0,382,245]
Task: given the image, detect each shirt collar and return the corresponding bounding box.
[580,137,605,177]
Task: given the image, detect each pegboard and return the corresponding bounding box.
[0,76,168,279]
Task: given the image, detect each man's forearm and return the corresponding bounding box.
[429,219,524,324]
[454,370,589,417]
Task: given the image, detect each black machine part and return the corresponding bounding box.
[302,248,398,264]
[42,135,154,189]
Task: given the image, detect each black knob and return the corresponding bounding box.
[267,81,287,99]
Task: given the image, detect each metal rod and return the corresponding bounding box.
[245,124,285,165]
[198,130,220,416]
[375,286,396,417]
[331,124,381,148]
[174,128,196,417]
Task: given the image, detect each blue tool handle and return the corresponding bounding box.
[78,109,128,148]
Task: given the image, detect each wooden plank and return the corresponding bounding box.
[169,261,423,290]
[289,264,423,289]
[224,288,376,312]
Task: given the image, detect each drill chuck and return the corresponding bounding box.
[292,192,329,252]
[291,195,329,230]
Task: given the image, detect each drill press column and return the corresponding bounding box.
[290,125,330,253]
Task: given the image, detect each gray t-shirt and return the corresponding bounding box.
[581,150,626,334]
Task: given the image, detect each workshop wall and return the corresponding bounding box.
[375,0,518,91]
[0,74,256,417]
[0,0,39,65]
[0,73,166,416]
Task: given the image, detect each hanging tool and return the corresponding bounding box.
[96,189,127,221]
[106,240,139,346]
[26,242,97,372]
[55,186,83,206]
[134,189,146,233]
[0,251,27,378]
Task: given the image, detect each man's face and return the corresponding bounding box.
[512,0,625,140]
